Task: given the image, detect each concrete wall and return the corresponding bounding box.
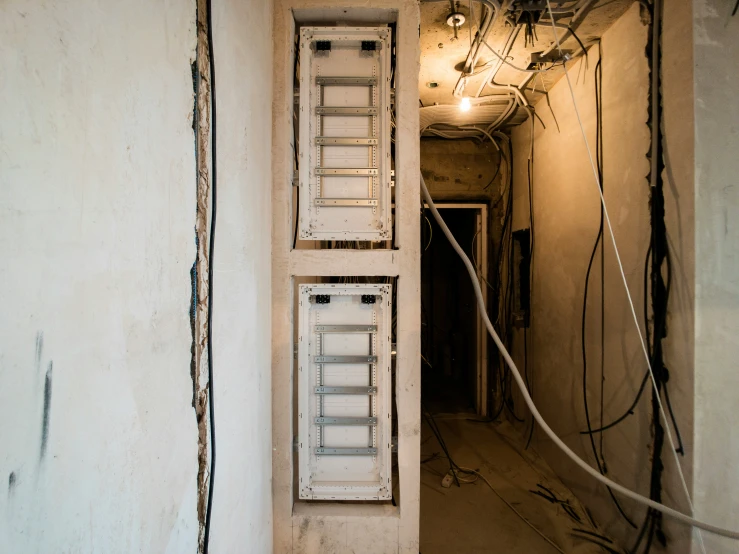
[209,0,274,551]
[421,139,500,201]
[0,0,273,552]
[692,1,739,552]
[509,3,695,550]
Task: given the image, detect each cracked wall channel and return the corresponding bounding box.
[191,0,213,551]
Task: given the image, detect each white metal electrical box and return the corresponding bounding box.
[298,26,392,242]
[297,283,393,500]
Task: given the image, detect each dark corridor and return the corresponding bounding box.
[421,207,480,415]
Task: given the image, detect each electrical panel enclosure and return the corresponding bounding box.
[298,26,392,242]
[297,283,393,500]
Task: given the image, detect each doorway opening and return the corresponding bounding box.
[421,204,488,417]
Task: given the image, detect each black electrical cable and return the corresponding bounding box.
[661,373,684,455]
[632,0,673,549]
[503,225,524,423]
[581,247,684,454]
[489,367,507,421]
[596,45,605,466]
[578,50,636,529]
[492,136,524,424]
[584,370,649,435]
[630,509,652,554]
[422,402,462,486]
[490,140,522,422]
[571,528,614,544]
[203,0,217,550]
[524,133,536,449]
[569,27,588,60]
[523,326,534,449]
[291,40,300,250]
[572,533,624,554]
[482,157,502,191]
[292,112,299,249]
[293,191,299,249]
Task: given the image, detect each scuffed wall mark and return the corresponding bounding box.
[40,362,53,460]
[8,471,17,495]
[35,332,43,373]
[190,0,212,551]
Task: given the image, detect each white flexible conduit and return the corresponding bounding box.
[419,174,739,540]
[453,0,502,98]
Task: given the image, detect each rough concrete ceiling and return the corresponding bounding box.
[419,0,636,129]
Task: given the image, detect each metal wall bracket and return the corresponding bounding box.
[314,355,377,363]
[315,417,377,425]
[316,137,378,146]
[315,386,377,395]
[315,324,377,332]
[316,106,378,116]
[316,76,377,86]
[315,198,378,207]
[315,167,378,176]
[315,447,378,456]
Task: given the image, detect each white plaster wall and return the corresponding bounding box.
[0,0,273,552]
[209,0,274,551]
[510,3,695,550]
[692,1,739,552]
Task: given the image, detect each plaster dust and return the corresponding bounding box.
[420,418,618,554]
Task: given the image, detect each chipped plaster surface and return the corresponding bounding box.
[193,2,213,549]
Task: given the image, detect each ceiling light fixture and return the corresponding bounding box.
[460,97,471,112]
[446,11,465,40]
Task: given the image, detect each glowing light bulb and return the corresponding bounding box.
[460,97,471,112]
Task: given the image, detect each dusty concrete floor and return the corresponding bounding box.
[416,416,621,554]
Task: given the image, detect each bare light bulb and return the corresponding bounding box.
[460,97,471,112]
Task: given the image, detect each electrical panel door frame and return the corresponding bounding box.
[298,26,392,242]
[297,283,392,500]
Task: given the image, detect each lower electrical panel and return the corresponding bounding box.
[297,283,392,501]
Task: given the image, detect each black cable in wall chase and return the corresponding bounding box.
[203,0,217,550]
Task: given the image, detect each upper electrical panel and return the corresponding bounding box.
[298,26,392,242]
